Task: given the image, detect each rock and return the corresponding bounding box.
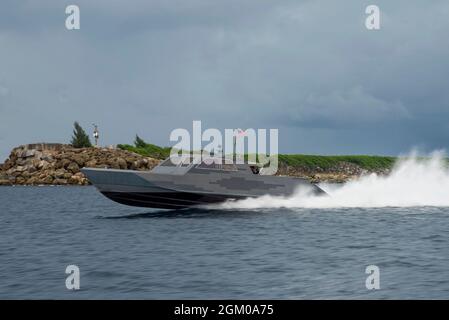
[0,179,11,186]
[68,172,88,185]
[53,178,68,185]
[22,149,36,158]
[37,160,51,170]
[85,160,97,168]
[15,176,26,184]
[6,168,21,177]
[26,176,39,185]
[134,159,143,168]
[2,159,13,170]
[41,155,54,162]
[63,172,73,179]
[0,143,161,186]
[72,154,87,167]
[107,159,120,169]
[61,158,71,169]
[55,158,70,169]
[0,172,10,185]
[26,165,37,174]
[67,162,80,174]
[15,165,26,172]
[21,171,31,179]
[54,169,66,178]
[38,172,48,179]
[41,175,54,184]
[116,157,127,169]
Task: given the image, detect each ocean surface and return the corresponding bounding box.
[1,184,449,299]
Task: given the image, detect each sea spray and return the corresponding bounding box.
[219,151,449,209]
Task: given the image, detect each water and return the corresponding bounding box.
[1,154,449,299]
[221,150,449,209]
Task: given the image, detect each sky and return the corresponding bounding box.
[1,0,449,161]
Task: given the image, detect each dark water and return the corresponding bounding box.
[1,186,449,299]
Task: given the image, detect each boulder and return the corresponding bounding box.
[72,154,88,167]
[69,172,88,185]
[15,176,26,184]
[116,157,127,169]
[67,162,80,174]
[85,160,97,168]
[41,175,54,184]
[41,155,54,162]
[37,160,51,170]
[26,165,37,174]
[55,158,71,169]
[0,144,161,186]
[21,171,31,179]
[0,172,10,185]
[53,178,68,185]
[2,159,13,170]
[26,176,40,185]
[54,169,67,178]
[107,159,120,169]
[0,179,11,186]
[61,158,71,169]
[15,165,26,172]
[22,149,36,158]
[63,172,73,179]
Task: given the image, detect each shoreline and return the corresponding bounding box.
[0,143,160,186]
[0,143,393,186]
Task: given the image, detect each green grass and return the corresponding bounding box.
[117,138,397,171]
[117,143,171,160]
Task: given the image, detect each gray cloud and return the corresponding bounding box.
[0,85,9,97]
[283,86,411,128]
[1,0,449,160]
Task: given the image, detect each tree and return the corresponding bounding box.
[71,121,92,148]
[134,135,147,148]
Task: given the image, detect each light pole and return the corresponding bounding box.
[92,124,99,147]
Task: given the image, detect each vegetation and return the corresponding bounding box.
[70,122,92,148]
[278,154,396,171]
[117,136,396,171]
[117,135,171,159]
[134,135,147,148]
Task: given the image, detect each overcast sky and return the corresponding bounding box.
[1,0,449,160]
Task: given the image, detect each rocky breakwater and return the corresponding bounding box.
[0,143,160,186]
[276,161,391,183]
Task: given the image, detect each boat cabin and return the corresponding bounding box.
[151,156,262,175]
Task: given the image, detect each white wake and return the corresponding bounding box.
[219,151,449,209]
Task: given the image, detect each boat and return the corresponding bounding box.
[81,157,325,209]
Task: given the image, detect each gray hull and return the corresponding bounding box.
[82,164,324,209]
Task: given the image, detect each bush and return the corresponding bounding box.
[117,135,171,159]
